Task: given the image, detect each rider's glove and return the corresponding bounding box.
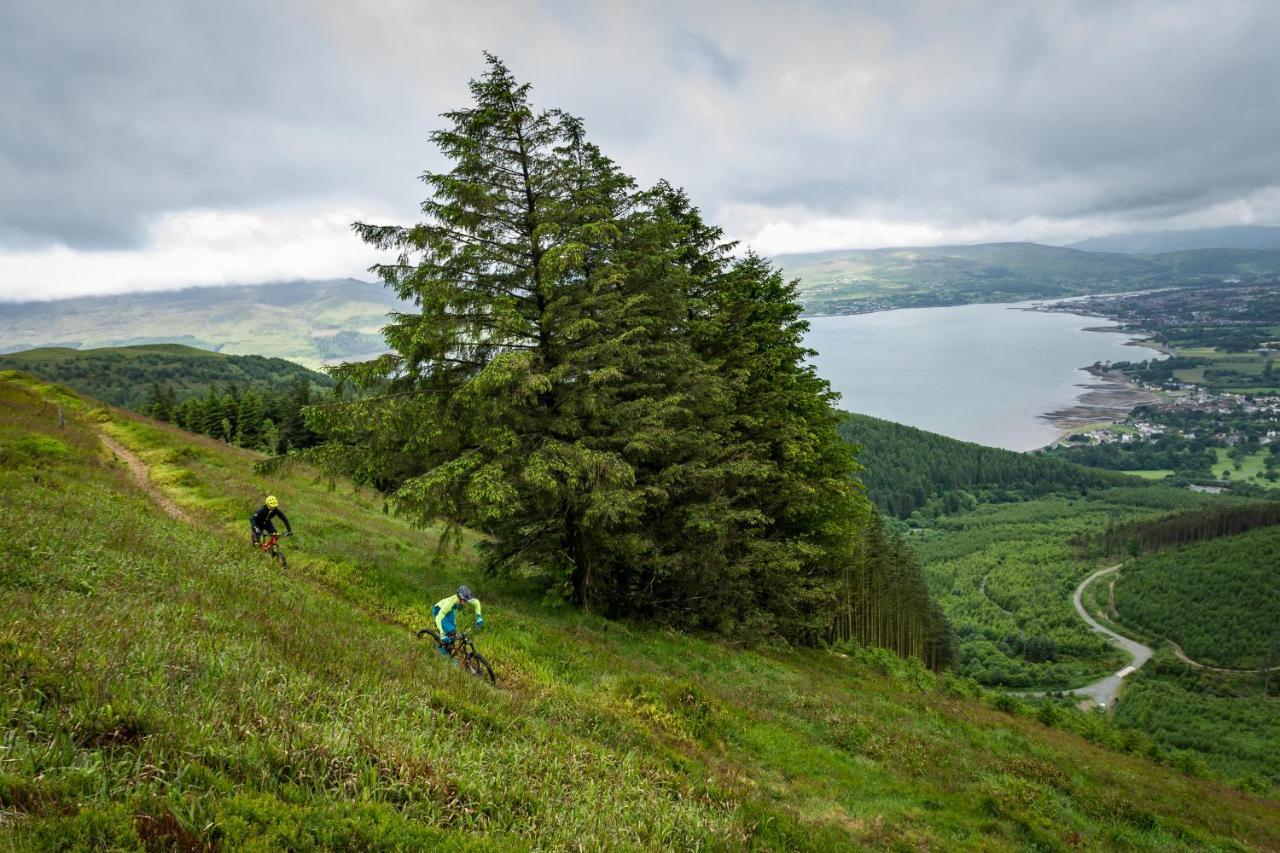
[474,617,485,629]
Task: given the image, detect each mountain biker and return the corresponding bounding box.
[433,585,484,658]
[250,495,292,546]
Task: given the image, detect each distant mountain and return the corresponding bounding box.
[0,343,333,410]
[778,241,1162,314]
[1068,225,1280,254]
[777,240,1280,314]
[0,279,402,368]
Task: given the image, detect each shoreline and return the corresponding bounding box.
[1037,367,1161,449]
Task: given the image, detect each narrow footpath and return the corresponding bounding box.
[98,430,194,524]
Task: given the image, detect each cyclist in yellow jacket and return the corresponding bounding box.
[433,585,484,657]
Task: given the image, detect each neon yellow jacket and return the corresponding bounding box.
[433,593,483,633]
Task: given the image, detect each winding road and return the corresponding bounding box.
[1068,564,1152,708]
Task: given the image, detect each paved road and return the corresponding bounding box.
[1068,563,1152,708]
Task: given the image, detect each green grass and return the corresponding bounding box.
[2,372,1278,849]
[1211,448,1276,488]
[1126,470,1175,480]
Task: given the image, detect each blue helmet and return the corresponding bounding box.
[457,584,474,603]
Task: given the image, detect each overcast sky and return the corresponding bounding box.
[3,0,1280,301]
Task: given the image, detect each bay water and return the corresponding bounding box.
[802,302,1153,451]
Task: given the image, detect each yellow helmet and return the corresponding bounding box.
[265,495,279,509]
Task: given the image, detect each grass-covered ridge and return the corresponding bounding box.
[2,372,1278,849]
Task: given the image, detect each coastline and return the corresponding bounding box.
[1024,297,1167,450]
[1038,367,1161,449]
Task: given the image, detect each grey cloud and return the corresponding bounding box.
[5,0,1280,255]
[0,1,424,249]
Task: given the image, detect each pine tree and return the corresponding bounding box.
[198,388,222,437]
[301,57,947,652]
[234,390,265,448]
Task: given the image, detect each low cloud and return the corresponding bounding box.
[0,205,385,301]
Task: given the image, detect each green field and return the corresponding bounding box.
[1127,470,1175,480]
[1212,448,1277,488]
[4,371,1278,848]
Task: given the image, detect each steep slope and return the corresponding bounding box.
[2,372,1277,850]
[0,344,333,409]
[0,279,400,367]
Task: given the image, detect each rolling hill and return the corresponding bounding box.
[1069,225,1280,254]
[0,344,332,410]
[777,241,1280,315]
[3,370,1277,848]
[0,279,402,368]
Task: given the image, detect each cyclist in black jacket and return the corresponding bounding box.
[250,495,292,545]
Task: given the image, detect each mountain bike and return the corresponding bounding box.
[255,530,290,568]
[416,627,495,684]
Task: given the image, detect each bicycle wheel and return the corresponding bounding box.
[272,546,287,569]
[416,627,442,643]
[463,651,495,684]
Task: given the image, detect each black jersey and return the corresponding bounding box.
[251,504,291,533]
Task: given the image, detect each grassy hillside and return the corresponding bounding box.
[3,372,1278,848]
[1111,526,1280,669]
[0,344,333,410]
[778,241,1280,315]
[0,279,401,368]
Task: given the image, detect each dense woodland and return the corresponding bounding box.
[295,58,948,657]
[145,379,324,454]
[1114,659,1279,788]
[1047,434,1217,479]
[0,346,332,455]
[1082,501,1280,557]
[837,413,1133,519]
[914,487,1219,687]
[1111,525,1280,669]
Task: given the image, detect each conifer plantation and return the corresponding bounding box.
[305,57,945,654]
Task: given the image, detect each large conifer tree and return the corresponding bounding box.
[305,57,945,652]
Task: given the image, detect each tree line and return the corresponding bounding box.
[295,57,948,660]
[145,379,322,454]
[1080,501,1280,558]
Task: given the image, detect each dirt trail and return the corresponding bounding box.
[1167,639,1280,674]
[98,430,194,524]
